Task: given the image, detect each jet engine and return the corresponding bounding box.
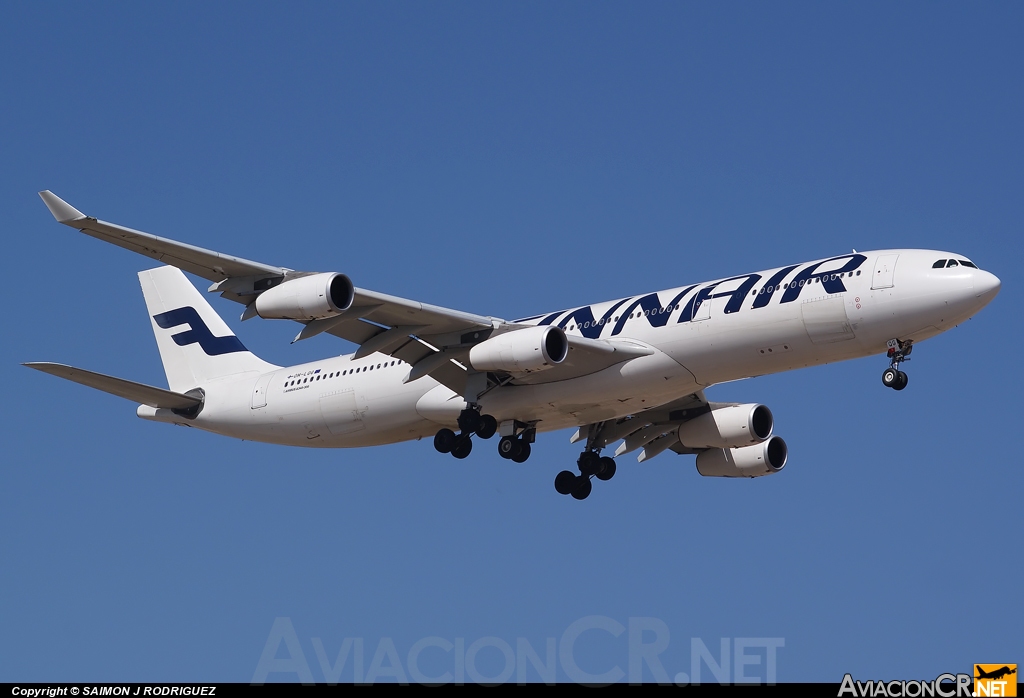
[468,326,568,373]
[695,436,788,478]
[255,272,354,320]
[677,403,773,449]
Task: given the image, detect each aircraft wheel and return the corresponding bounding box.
[882,368,899,388]
[476,414,497,440]
[451,435,473,459]
[434,428,456,454]
[554,470,576,495]
[510,442,531,463]
[571,476,593,500]
[458,409,481,434]
[577,451,600,476]
[596,456,616,481]
[893,371,908,391]
[498,435,521,460]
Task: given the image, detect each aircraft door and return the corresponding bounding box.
[691,294,712,322]
[251,372,273,409]
[871,254,900,290]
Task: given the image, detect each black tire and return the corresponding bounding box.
[554,470,576,495]
[882,368,898,388]
[511,442,531,463]
[571,476,592,500]
[451,435,473,459]
[894,371,908,391]
[596,456,616,481]
[498,435,520,459]
[458,409,482,434]
[433,428,456,454]
[880,366,897,388]
[476,414,498,440]
[577,451,600,476]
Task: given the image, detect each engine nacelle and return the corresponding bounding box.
[695,436,788,478]
[255,272,354,320]
[468,326,568,373]
[677,403,773,449]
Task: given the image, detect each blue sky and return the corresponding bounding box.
[1,2,1020,683]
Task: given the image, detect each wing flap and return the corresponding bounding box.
[23,362,202,410]
[574,390,709,457]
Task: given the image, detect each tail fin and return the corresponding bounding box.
[139,266,278,391]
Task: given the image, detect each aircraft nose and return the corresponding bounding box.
[974,270,1001,303]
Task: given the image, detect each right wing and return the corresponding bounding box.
[571,391,712,462]
[23,362,203,411]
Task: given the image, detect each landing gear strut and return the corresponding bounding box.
[881,338,912,391]
[555,450,616,500]
[433,408,498,459]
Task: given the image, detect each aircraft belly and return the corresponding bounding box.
[480,350,700,429]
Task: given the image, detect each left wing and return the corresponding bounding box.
[40,191,646,396]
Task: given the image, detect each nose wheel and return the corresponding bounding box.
[881,367,908,391]
[882,338,912,391]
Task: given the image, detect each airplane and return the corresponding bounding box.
[25,191,1001,501]
[975,666,1016,681]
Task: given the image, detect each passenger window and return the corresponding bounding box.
[932,259,947,268]
[946,260,959,268]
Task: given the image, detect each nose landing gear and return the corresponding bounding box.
[881,338,912,391]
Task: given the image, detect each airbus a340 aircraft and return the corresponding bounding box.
[27,192,1001,500]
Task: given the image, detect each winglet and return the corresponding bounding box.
[38,190,86,223]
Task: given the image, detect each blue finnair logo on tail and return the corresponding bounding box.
[153,306,247,356]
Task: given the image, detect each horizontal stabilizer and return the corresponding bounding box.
[23,362,202,410]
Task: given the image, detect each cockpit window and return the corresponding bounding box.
[959,260,978,268]
[932,259,947,268]
[946,259,959,268]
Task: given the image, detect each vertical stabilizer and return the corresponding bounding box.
[139,266,278,391]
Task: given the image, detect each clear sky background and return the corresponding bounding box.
[1,2,1020,684]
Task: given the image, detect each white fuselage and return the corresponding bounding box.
[139,249,1000,447]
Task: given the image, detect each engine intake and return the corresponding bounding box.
[255,272,354,320]
[677,403,773,449]
[695,436,788,478]
[468,326,568,373]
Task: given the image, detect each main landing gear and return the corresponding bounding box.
[433,408,498,460]
[881,338,913,391]
[554,450,616,501]
[496,420,535,463]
